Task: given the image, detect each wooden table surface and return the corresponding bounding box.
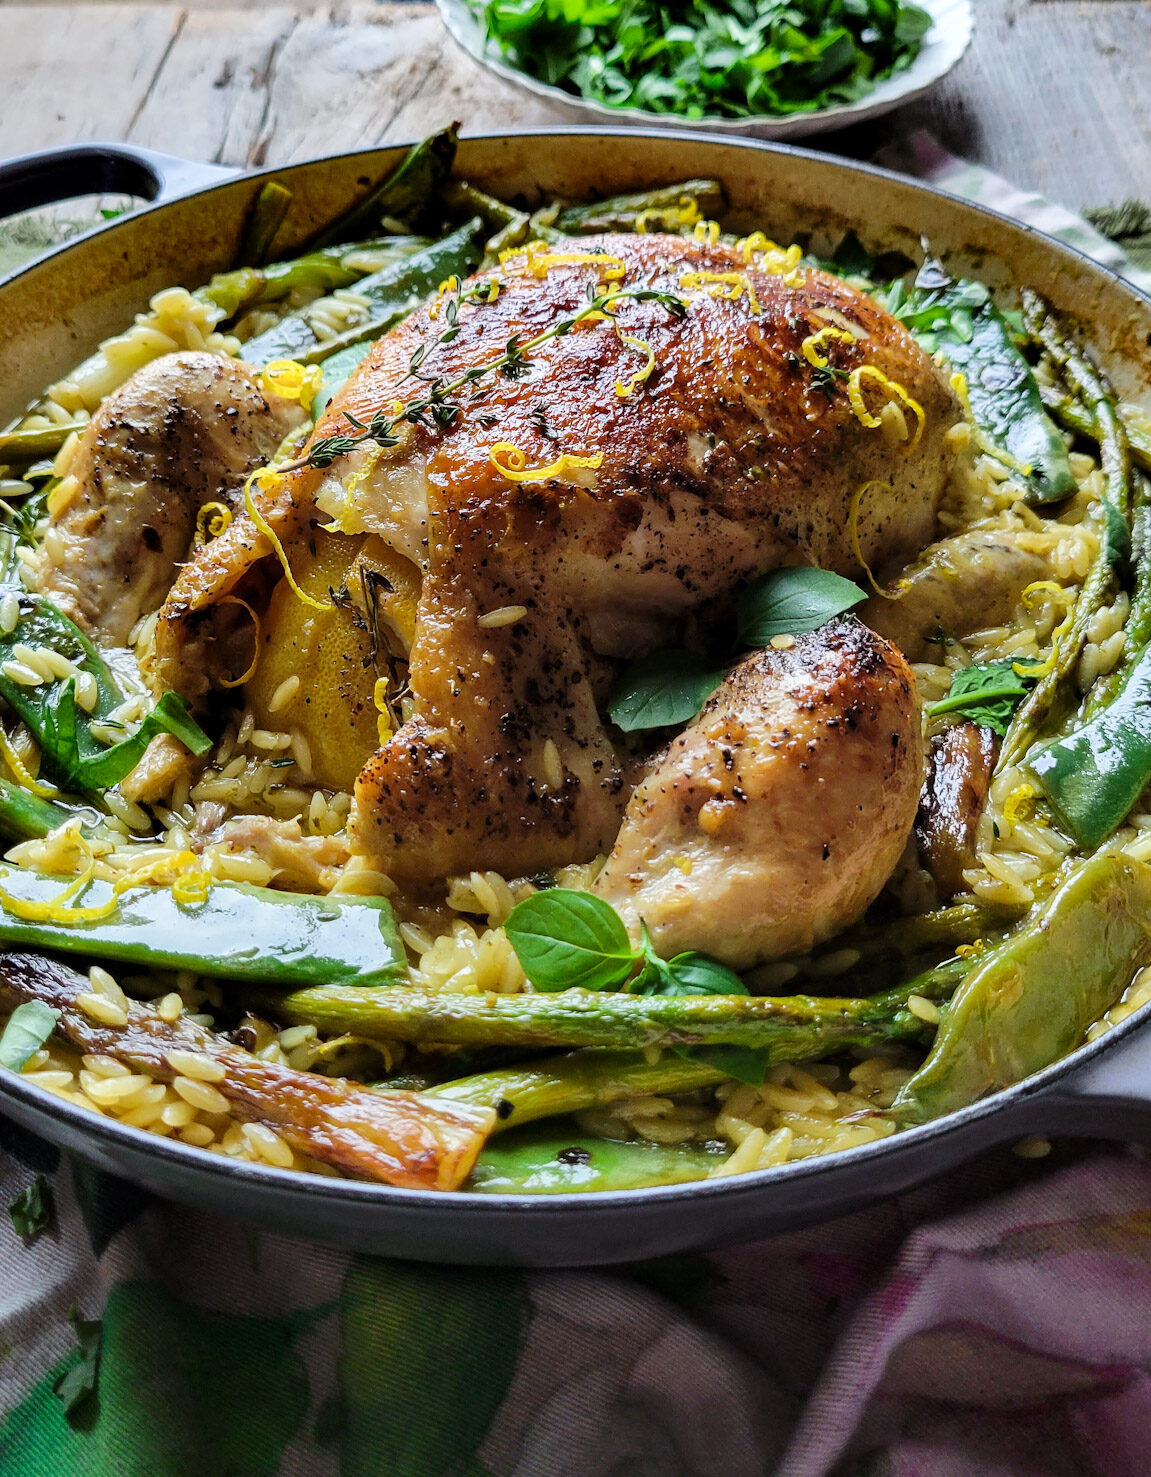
[0,0,1147,216]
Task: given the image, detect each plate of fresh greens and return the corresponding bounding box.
[436,0,972,138]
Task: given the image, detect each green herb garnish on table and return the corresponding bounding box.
[471,0,932,120]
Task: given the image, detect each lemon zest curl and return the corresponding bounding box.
[489,443,604,483]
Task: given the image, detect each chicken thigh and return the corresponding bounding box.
[155,232,955,886]
[594,620,923,968]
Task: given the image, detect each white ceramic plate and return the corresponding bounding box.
[436,0,973,140]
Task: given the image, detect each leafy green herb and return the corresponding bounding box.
[8,1175,53,1241]
[606,651,728,733]
[737,567,866,646]
[504,888,635,992]
[925,660,1035,737]
[682,1044,773,1086]
[504,890,746,996]
[52,1306,102,1422]
[829,230,873,278]
[0,999,60,1070]
[38,683,210,793]
[633,925,747,997]
[471,0,932,122]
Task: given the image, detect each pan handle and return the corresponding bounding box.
[0,142,236,222]
[1007,1017,1151,1143]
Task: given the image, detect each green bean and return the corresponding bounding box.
[237,180,293,268]
[895,852,1151,1122]
[239,218,485,368]
[553,179,727,234]
[0,869,407,989]
[306,125,459,250]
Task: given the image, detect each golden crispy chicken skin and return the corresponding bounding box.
[155,233,953,886]
[594,620,924,969]
[38,351,303,646]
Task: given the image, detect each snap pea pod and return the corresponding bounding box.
[0,593,209,793]
[237,180,293,268]
[239,217,485,368]
[305,125,459,250]
[467,1122,725,1193]
[0,778,90,842]
[894,853,1151,1122]
[1029,638,1151,847]
[313,341,374,417]
[259,954,964,1053]
[904,281,1075,505]
[553,179,727,234]
[0,868,407,987]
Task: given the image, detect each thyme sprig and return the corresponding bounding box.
[276,281,689,476]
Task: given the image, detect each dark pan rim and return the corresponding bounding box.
[2,990,1148,1211]
[1,125,1149,1209]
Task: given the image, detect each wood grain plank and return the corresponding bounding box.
[0,0,1145,216]
[0,4,181,158]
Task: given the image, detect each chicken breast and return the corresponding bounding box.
[594,620,923,969]
[861,525,1051,663]
[38,351,303,645]
[155,233,954,887]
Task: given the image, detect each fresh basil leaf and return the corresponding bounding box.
[663,953,749,996]
[737,567,866,647]
[1104,501,1131,566]
[606,650,727,734]
[504,888,636,992]
[8,1175,53,1241]
[52,1306,102,1422]
[679,1044,772,1087]
[924,659,1034,737]
[40,683,210,792]
[0,999,60,1071]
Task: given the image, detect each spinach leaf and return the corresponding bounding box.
[1104,500,1132,567]
[0,999,60,1071]
[680,1044,772,1086]
[8,1174,53,1241]
[504,888,635,992]
[52,1306,102,1422]
[924,660,1035,737]
[606,651,728,734]
[40,683,210,792]
[737,567,866,647]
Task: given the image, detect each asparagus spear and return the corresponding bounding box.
[0,949,492,1188]
[1040,384,1151,477]
[305,125,459,249]
[998,299,1133,768]
[553,180,726,234]
[263,957,962,1054]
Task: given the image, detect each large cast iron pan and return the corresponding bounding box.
[1,130,1150,1267]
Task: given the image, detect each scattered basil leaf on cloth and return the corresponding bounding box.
[606,651,728,733]
[0,999,60,1071]
[52,1306,103,1422]
[8,1175,53,1242]
[925,660,1035,737]
[504,889,635,992]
